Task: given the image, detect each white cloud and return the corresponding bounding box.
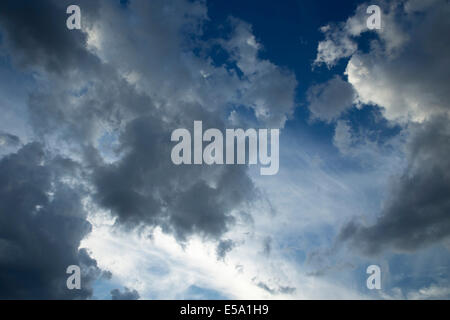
[315,0,450,123]
[85,2,297,129]
[407,284,450,300]
[82,203,367,299]
[314,1,409,68]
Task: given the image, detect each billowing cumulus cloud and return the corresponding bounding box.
[221,18,298,127]
[316,0,450,123]
[0,0,297,299]
[0,0,272,240]
[2,0,447,301]
[314,0,450,255]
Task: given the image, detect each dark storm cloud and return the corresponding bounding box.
[167,164,254,240]
[0,143,101,299]
[0,0,138,145]
[110,287,140,300]
[91,110,255,241]
[0,0,257,243]
[0,0,270,299]
[339,116,450,255]
[0,0,101,75]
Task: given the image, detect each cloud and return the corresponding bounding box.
[345,1,449,123]
[262,236,272,256]
[0,0,102,75]
[111,287,140,300]
[332,118,403,165]
[83,219,368,299]
[314,1,409,68]
[0,0,261,243]
[84,4,297,129]
[0,0,301,299]
[307,76,356,123]
[310,0,450,256]
[0,143,102,299]
[221,18,298,128]
[90,113,255,241]
[0,132,20,147]
[407,283,450,300]
[216,239,236,260]
[314,0,450,123]
[314,4,367,67]
[256,281,296,295]
[333,120,354,154]
[339,117,450,254]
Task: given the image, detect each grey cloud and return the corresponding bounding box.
[257,282,275,294]
[0,0,141,146]
[0,143,101,299]
[101,270,113,280]
[0,0,102,75]
[339,116,450,255]
[307,75,356,123]
[256,282,296,295]
[89,8,297,129]
[0,132,21,147]
[216,239,235,260]
[0,0,256,242]
[222,18,298,128]
[326,0,450,255]
[111,287,140,300]
[279,286,296,295]
[333,120,354,154]
[0,0,294,299]
[91,111,255,241]
[262,236,272,256]
[3,0,257,243]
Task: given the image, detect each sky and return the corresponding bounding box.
[0,0,449,300]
